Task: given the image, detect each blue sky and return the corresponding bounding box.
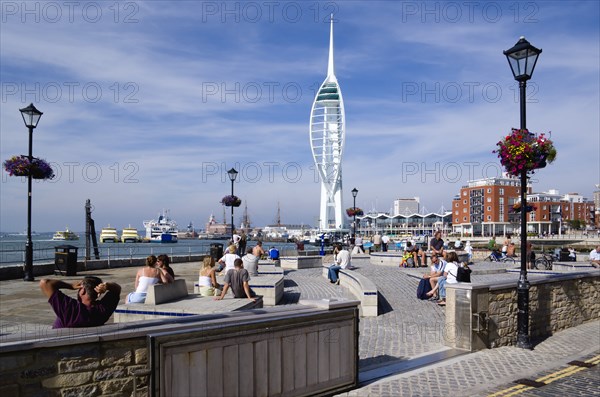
[1,1,599,232]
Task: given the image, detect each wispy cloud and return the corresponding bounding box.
[1,1,598,231]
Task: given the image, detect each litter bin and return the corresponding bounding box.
[210,243,223,261]
[55,245,78,276]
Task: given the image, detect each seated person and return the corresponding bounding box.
[437,252,460,306]
[268,246,280,260]
[40,276,121,328]
[506,242,516,257]
[198,257,221,297]
[568,247,577,261]
[405,241,426,267]
[218,245,241,273]
[157,254,175,279]
[214,258,256,301]
[490,249,503,261]
[252,241,266,258]
[127,255,173,303]
[328,244,352,284]
[242,247,259,276]
[589,245,600,268]
[430,231,446,260]
[423,254,447,299]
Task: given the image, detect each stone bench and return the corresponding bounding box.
[257,264,284,275]
[322,265,379,317]
[194,273,284,306]
[350,254,370,267]
[146,279,188,305]
[280,255,323,269]
[114,295,263,322]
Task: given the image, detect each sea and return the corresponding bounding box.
[0,233,297,267]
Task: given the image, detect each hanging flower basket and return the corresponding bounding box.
[510,203,537,213]
[3,155,55,180]
[346,207,364,217]
[221,195,241,207]
[494,129,557,176]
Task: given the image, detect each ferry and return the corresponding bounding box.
[52,228,79,241]
[121,226,141,243]
[99,226,119,243]
[143,210,178,243]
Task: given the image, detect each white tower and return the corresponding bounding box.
[310,15,345,231]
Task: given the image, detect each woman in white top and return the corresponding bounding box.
[198,257,221,296]
[437,251,459,306]
[218,245,241,273]
[127,255,173,303]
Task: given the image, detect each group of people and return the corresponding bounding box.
[198,242,266,301]
[420,251,469,306]
[127,254,175,303]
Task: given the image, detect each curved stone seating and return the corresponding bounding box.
[370,252,403,267]
[193,273,284,306]
[280,255,323,269]
[322,265,379,317]
[115,279,263,322]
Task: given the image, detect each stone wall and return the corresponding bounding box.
[1,302,359,396]
[445,271,600,350]
[1,337,148,396]
[487,276,600,347]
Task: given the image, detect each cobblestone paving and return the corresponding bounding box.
[282,264,447,368]
[337,319,600,397]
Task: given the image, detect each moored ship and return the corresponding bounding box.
[99,226,119,243]
[121,226,141,243]
[143,210,178,243]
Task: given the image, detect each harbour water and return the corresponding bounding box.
[0,233,296,267]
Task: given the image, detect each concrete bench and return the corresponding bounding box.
[114,295,263,322]
[194,273,284,306]
[280,255,323,269]
[145,279,188,305]
[322,265,379,317]
[350,254,370,267]
[257,264,284,275]
[370,252,404,267]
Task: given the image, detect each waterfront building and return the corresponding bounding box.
[310,15,345,231]
[452,176,595,237]
[358,211,451,237]
[393,197,420,216]
[452,174,526,237]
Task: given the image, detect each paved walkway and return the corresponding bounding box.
[1,259,598,396]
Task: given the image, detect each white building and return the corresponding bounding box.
[393,197,420,216]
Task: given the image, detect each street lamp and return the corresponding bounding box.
[504,36,542,349]
[20,103,43,282]
[227,167,238,241]
[351,188,358,237]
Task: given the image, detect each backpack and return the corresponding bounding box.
[455,266,472,283]
[416,278,432,299]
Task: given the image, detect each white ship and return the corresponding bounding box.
[143,210,178,243]
[52,228,79,241]
[99,226,119,243]
[121,226,141,243]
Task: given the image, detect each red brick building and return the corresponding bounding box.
[452,177,595,237]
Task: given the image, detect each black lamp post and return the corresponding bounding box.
[19,103,43,282]
[351,188,358,237]
[504,36,542,349]
[227,167,238,241]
